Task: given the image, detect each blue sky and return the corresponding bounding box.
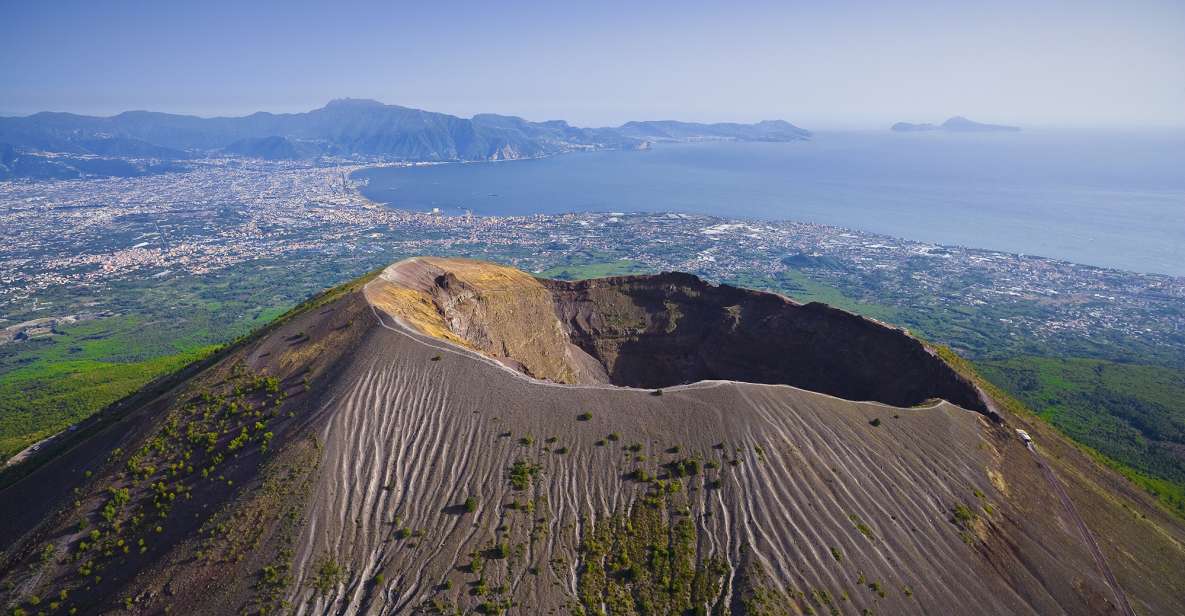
[2,0,1183,127]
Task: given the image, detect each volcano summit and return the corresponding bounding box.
[1,257,1182,615]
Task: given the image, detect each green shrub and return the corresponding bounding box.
[312,556,345,595]
[668,458,701,477]
[508,459,540,491]
[950,503,977,528]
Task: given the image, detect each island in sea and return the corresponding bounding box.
[891,115,1021,132]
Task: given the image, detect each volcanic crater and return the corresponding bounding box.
[366,256,992,414]
[2,257,1182,616]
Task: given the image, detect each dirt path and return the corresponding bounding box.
[1030,444,1136,616]
[5,432,61,467]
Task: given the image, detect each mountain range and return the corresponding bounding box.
[0,99,811,177]
[891,116,1021,133]
[2,257,1181,615]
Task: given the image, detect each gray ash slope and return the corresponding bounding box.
[1,257,1183,615]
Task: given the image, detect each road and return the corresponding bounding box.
[4,432,58,468]
[1028,442,1136,616]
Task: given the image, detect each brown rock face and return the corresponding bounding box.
[372,257,991,414]
[365,256,609,384]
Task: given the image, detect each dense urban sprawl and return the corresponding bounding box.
[1,158,1182,359]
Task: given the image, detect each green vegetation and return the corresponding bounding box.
[949,503,980,545]
[537,258,652,281]
[666,458,701,478]
[848,514,875,540]
[14,355,319,614]
[727,269,898,325]
[575,478,729,615]
[508,459,540,491]
[950,504,976,527]
[736,563,847,616]
[0,259,384,465]
[312,555,346,596]
[980,356,1185,513]
[935,346,1185,517]
[0,344,218,460]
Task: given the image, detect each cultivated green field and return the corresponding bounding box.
[537,258,653,280]
[0,347,216,459]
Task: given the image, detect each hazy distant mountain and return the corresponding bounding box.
[617,119,811,142]
[941,116,1021,132]
[0,99,812,169]
[890,121,939,132]
[222,136,308,160]
[892,116,1021,133]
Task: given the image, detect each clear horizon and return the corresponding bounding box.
[2,0,1183,129]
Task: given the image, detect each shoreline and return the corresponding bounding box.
[347,133,1185,277]
[347,165,1184,283]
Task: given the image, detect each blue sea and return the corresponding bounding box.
[355,130,1185,276]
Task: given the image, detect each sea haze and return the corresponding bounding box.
[356,130,1185,276]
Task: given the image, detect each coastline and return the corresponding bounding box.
[349,134,1185,277]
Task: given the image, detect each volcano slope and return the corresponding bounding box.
[2,257,1184,616]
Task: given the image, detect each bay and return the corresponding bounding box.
[355,130,1185,276]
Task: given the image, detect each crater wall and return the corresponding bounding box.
[373,258,991,414]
